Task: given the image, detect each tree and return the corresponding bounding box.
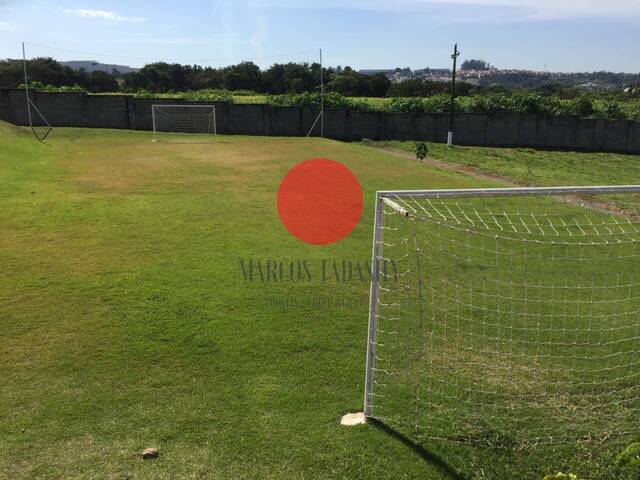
[327,68,390,97]
[222,62,263,91]
[200,67,224,89]
[124,63,173,92]
[262,62,320,94]
[328,73,360,96]
[0,57,89,88]
[461,59,489,71]
[88,71,119,93]
[388,79,472,97]
[0,59,25,87]
[366,73,391,97]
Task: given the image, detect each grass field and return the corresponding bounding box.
[1,121,639,479]
[367,140,640,209]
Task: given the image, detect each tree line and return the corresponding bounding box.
[1,57,638,101]
[0,57,395,96]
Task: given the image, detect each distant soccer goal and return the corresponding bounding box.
[151,105,217,142]
[359,186,640,454]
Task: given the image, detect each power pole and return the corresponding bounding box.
[320,48,324,138]
[448,43,460,147]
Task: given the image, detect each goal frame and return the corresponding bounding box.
[363,185,640,419]
[151,104,217,142]
[22,42,52,142]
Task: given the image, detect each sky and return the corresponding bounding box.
[0,0,639,72]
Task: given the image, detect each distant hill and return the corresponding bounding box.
[61,61,138,75]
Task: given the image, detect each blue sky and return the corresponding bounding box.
[0,0,639,72]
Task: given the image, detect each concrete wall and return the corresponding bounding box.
[1,89,638,154]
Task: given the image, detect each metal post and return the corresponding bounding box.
[364,193,385,417]
[151,105,157,142]
[448,43,460,147]
[22,42,33,129]
[320,48,324,138]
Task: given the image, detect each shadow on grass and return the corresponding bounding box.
[369,418,468,480]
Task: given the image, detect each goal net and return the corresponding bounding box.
[363,186,640,472]
[152,105,217,142]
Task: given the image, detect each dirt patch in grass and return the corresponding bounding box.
[59,137,289,193]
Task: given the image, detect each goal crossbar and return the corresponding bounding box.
[378,185,640,199]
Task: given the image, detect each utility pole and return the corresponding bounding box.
[320,48,324,138]
[448,43,460,147]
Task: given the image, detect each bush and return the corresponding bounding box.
[616,442,640,469]
[422,95,450,113]
[181,89,233,103]
[387,97,427,113]
[266,92,370,111]
[133,89,153,98]
[415,141,428,162]
[231,90,258,96]
[132,89,234,103]
[542,473,579,480]
[508,92,545,113]
[458,95,509,113]
[386,95,450,113]
[19,81,85,93]
[566,96,595,117]
[600,100,627,119]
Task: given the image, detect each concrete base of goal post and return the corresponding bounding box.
[340,412,367,426]
[447,131,454,147]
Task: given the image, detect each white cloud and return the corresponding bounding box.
[250,0,640,19]
[64,8,146,22]
[0,21,20,32]
[428,0,640,19]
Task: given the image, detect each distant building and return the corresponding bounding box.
[61,61,138,75]
[578,82,599,90]
[358,69,395,76]
[359,67,454,84]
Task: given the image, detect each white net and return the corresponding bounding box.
[365,187,640,475]
[152,105,217,141]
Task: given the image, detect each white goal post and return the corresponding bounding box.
[22,42,52,142]
[357,185,640,454]
[151,104,217,142]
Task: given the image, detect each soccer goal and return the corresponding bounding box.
[357,186,640,451]
[151,104,217,142]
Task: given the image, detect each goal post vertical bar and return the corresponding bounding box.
[213,105,217,136]
[151,105,157,142]
[22,42,33,130]
[364,192,385,417]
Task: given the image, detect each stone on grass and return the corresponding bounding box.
[341,412,367,426]
[142,448,159,460]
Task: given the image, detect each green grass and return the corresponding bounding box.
[1,122,639,479]
[365,140,640,211]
